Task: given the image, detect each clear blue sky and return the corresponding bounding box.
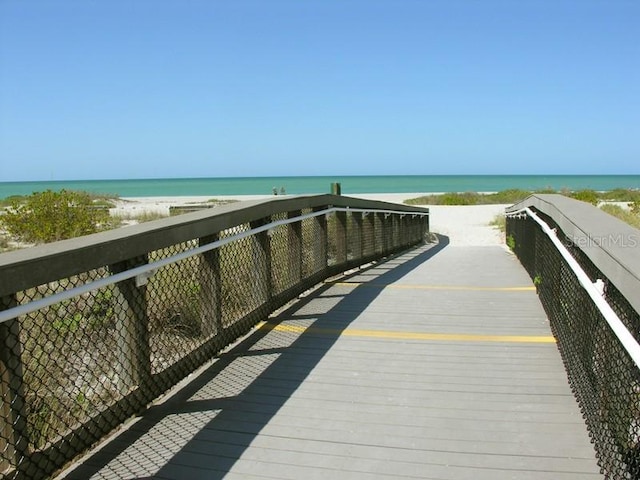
[1,0,638,181]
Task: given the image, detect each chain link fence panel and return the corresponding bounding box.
[507,211,640,480]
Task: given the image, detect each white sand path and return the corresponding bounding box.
[338,194,509,246]
[426,204,508,246]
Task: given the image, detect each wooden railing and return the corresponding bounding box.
[0,194,428,480]
[507,194,640,479]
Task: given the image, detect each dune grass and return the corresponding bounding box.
[114,211,169,223]
[404,188,640,206]
[599,204,640,230]
[404,189,534,206]
[489,214,506,232]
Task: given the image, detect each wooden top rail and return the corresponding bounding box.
[0,194,428,298]
[507,193,640,317]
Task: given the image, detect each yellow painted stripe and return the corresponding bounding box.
[328,282,536,292]
[259,323,555,344]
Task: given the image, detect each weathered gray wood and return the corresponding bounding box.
[373,212,382,255]
[312,206,328,275]
[383,213,393,254]
[350,212,363,262]
[287,210,303,285]
[249,217,272,311]
[333,211,347,265]
[199,234,221,338]
[363,212,375,258]
[0,195,428,298]
[507,193,640,315]
[390,214,399,251]
[109,256,151,388]
[60,243,602,480]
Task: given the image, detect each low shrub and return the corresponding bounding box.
[600,204,640,229]
[598,189,640,203]
[570,189,599,205]
[0,190,111,243]
[405,188,640,206]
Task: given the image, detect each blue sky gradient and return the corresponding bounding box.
[1,0,638,181]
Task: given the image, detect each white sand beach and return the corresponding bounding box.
[111,194,508,247]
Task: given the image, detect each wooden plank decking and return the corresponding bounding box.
[60,239,602,479]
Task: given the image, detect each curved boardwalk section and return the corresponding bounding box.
[61,240,602,480]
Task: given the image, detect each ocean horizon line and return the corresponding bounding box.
[2,173,638,183]
[1,174,639,198]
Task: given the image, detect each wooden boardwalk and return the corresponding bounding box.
[61,239,602,480]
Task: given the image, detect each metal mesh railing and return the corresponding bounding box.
[0,199,428,479]
[507,210,640,479]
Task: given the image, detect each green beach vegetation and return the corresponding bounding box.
[404,189,545,206]
[0,189,119,244]
[404,188,640,206]
[0,190,241,252]
[600,204,640,230]
[408,188,640,232]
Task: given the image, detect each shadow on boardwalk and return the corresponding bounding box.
[63,236,450,480]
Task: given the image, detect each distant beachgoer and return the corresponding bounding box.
[272,187,278,195]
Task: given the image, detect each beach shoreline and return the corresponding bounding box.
[3,174,639,199]
[111,192,465,217]
[114,192,439,209]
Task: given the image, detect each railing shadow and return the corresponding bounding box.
[63,235,449,479]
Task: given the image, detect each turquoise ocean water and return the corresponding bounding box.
[1,175,639,198]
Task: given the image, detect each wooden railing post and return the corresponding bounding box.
[351,213,363,262]
[363,212,375,258]
[313,207,328,271]
[420,215,427,242]
[379,213,386,254]
[407,215,415,245]
[335,210,348,265]
[199,234,222,338]
[401,215,410,248]
[0,295,29,476]
[250,217,273,309]
[287,211,303,285]
[109,256,152,392]
[423,212,430,239]
[414,215,422,243]
[374,212,383,255]
[381,212,393,255]
[391,214,400,251]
